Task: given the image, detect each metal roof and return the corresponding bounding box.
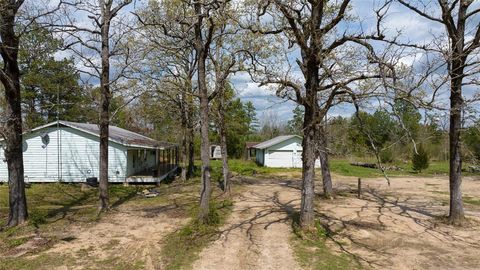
[29,120,176,149]
[245,141,261,149]
[252,135,301,149]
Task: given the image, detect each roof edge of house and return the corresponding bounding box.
[13,120,176,150]
[252,135,302,150]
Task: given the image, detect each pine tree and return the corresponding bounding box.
[412,145,429,172]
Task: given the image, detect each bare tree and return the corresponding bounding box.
[0,0,28,227]
[135,0,197,181]
[243,0,388,228]
[393,0,480,224]
[208,7,245,194]
[59,0,133,211]
[193,0,217,222]
[0,0,62,226]
[138,0,232,223]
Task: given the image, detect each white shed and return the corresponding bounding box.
[0,121,178,183]
[253,135,321,168]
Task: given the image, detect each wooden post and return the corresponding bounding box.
[169,148,172,170]
[357,178,362,199]
[162,150,165,173]
[176,146,179,166]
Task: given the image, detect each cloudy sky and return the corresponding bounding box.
[231,0,448,124]
[54,0,479,124]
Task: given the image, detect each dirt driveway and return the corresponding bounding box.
[193,174,480,270]
[319,175,480,270]
[193,179,302,270]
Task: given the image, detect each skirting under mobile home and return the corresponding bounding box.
[0,121,178,183]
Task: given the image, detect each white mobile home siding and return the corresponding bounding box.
[0,127,127,183]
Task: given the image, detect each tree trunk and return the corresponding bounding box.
[98,11,111,212]
[180,92,188,182]
[194,2,212,224]
[186,89,195,179]
[198,77,211,222]
[0,3,28,227]
[219,108,230,194]
[299,55,319,229]
[180,133,188,181]
[187,126,195,178]
[4,74,28,227]
[448,73,464,224]
[300,112,316,229]
[317,125,333,198]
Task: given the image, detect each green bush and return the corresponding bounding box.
[29,210,47,227]
[379,149,394,163]
[412,145,429,172]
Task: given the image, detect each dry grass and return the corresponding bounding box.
[0,180,200,270]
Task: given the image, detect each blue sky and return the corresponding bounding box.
[231,0,442,123]
[52,0,478,124]
[231,0,480,124]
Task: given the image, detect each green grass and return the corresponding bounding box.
[209,159,300,178]
[160,198,234,270]
[209,158,478,179]
[0,253,144,270]
[291,220,362,270]
[0,180,201,269]
[0,183,142,233]
[330,159,479,178]
[464,196,480,206]
[0,254,73,270]
[329,160,392,178]
[0,183,169,264]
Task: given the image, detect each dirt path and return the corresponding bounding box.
[46,202,189,270]
[193,180,302,270]
[320,175,480,270]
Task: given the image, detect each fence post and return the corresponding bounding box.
[357,178,362,199]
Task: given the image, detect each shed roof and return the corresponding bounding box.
[245,141,261,149]
[29,121,176,149]
[252,135,301,150]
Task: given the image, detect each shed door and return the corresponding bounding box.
[267,150,293,168]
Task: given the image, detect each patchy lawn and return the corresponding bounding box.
[209,159,301,177]
[160,198,234,270]
[291,220,361,270]
[210,158,479,179]
[0,180,203,270]
[1,161,479,270]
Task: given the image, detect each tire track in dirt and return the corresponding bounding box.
[46,204,189,270]
[193,181,302,270]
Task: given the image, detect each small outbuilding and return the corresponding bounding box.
[210,145,222,159]
[0,120,178,183]
[252,135,321,168]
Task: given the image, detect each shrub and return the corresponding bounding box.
[412,145,429,172]
[29,210,47,227]
[379,149,394,163]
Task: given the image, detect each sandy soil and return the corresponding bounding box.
[193,179,302,270]
[319,174,480,270]
[5,174,480,270]
[45,202,189,270]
